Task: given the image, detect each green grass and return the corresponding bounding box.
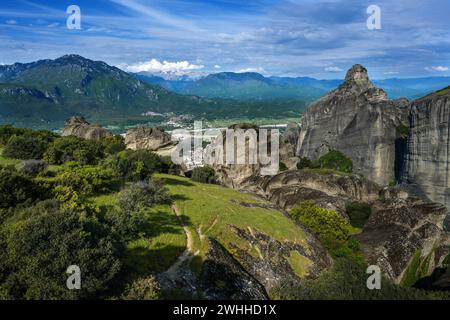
[436,87,450,96]
[0,147,21,166]
[124,204,186,275]
[400,251,433,288]
[156,174,310,274]
[89,192,186,277]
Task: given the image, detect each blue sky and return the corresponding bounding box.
[0,0,450,79]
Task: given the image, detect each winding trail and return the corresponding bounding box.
[163,204,198,279]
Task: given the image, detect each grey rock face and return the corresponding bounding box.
[403,88,450,211]
[356,188,450,283]
[62,116,112,140]
[297,64,408,185]
[280,122,300,170]
[125,126,173,151]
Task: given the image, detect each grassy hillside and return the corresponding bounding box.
[156,174,311,275]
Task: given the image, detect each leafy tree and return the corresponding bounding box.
[191,166,216,184]
[105,150,165,181]
[160,155,181,175]
[44,136,105,165]
[0,200,124,299]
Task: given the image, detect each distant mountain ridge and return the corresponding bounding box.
[134,71,450,101]
[0,55,306,129]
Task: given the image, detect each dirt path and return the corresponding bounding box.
[163,204,198,279]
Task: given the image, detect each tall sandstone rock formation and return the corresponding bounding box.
[297,65,408,185]
[403,87,450,210]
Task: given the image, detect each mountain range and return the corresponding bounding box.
[0,55,306,129]
[134,71,450,101]
[1,54,449,130]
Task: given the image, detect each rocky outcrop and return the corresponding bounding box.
[403,88,450,211]
[297,65,408,185]
[125,126,174,151]
[238,170,379,213]
[62,116,112,140]
[356,188,450,284]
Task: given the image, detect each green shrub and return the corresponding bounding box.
[105,207,146,241]
[296,157,312,170]
[160,156,181,175]
[191,166,216,184]
[2,133,54,160]
[312,150,353,173]
[122,276,161,300]
[0,200,123,299]
[279,162,288,172]
[105,150,165,181]
[397,125,409,138]
[290,201,360,260]
[346,201,372,228]
[44,136,105,165]
[0,167,44,209]
[118,179,171,212]
[52,164,118,196]
[0,125,30,146]
[101,135,126,155]
[18,160,48,177]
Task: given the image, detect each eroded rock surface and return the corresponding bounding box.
[296,65,408,185]
[125,126,174,151]
[62,116,112,140]
[356,188,450,283]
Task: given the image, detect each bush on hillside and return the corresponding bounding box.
[191,166,216,184]
[346,201,372,228]
[101,135,126,155]
[118,179,171,212]
[122,276,161,300]
[18,160,48,177]
[0,167,44,209]
[313,150,353,173]
[3,134,50,160]
[44,136,105,165]
[290,201,360,259]
[105,150,165,181]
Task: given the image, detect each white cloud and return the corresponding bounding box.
[123,59,204,74]
[5,19,17,25]
[237,67,265,73]
[384,71,399,75]
[324,66,343,73]
[214,65,221,69]
[426,66,449,72]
